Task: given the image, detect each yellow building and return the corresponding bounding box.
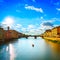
[44,29,52,37]
[41,26,60,38]
[52,26,60,37]
[47,30,52,37]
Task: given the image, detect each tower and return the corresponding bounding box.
[7,26,10,30]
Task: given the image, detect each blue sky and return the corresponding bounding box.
[0,0,60,35]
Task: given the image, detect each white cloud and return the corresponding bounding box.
[21,28,27,32]
[56,8,60,11]
[20,24,44,35]
[40,24,53,30]
[25,5,43,13]
[28,24,35,29]
[40,21,53,31]
[42,20,55,23]
[16,24,22,28]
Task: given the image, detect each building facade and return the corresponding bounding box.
[52,26,60,37]
[9,30,19,39]
[0,28,4,40]
[41,26,60,38]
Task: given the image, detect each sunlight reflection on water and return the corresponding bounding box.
[9,44,15,60]
[0,37,60,60]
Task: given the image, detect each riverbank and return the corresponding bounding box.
[42,37,60,44]
[0,38,19,45]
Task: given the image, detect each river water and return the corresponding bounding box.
[0,37,60,60]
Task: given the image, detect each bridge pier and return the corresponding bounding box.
[34,36,37,39]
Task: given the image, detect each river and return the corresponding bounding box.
[0,37,60,60]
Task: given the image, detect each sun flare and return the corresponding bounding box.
[2,16,14,27]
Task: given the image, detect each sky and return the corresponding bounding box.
[0,0,60,35]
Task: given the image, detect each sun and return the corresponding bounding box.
[2,16,14,27]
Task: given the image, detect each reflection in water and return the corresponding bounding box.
[6,46,9,52]
[9,44,15,60]
[45,40,60,59]
[32,44,34,47]
[0,37,60,60]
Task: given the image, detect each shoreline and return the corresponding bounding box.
[42,37,60,44]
